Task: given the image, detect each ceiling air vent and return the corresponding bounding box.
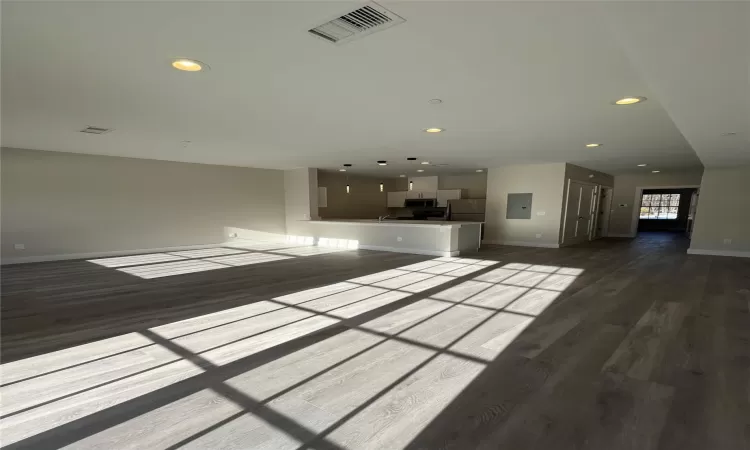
[309,2,405,45]
[80,126,112,135]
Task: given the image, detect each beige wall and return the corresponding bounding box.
[690,166,750,255]
[438,173,488,199]
[565,163,614,187]
[609,170,704,236]
[485,163,566,247]
[1,148,286,262]
[317,172,401,219]
[284,168,319,233]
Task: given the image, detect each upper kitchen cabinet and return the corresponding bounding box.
[437,189,461,207]
[407,176,438,199]
[409,176,438,193]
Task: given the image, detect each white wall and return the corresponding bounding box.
[484,163,566,247]
[1,148,287,262]
[609,170,704,237]
[690,166,750,256]
[565,163,614,187]
[283,168,318,233]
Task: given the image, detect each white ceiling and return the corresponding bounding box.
[2,1,748,177]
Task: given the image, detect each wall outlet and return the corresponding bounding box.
[536,233,542,239]
[397,236,403,242]
[14,244,25,250]
[723,238,732,245]
[619,204,628,207]
[536,211,546,216]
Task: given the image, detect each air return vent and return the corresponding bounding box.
[80,126,113,135]
[309,2,405,45]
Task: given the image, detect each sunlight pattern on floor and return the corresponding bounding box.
[0,258,582,449]
[87,241,357,279]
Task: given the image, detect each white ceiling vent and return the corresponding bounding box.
[80,126,112,135]
[309,2,405,45]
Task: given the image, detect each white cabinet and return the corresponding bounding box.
[409,176,438,193]
[437,189,461,207]
[387,191,407,207]
[406,190,437,199]
[407,176,438,199]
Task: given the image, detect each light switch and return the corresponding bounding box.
[536,211,546,216]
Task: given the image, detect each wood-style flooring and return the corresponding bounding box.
[1,233,748,449]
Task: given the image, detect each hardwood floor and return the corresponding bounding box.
[1,233,748,449]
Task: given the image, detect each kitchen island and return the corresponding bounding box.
[288,219,483,257]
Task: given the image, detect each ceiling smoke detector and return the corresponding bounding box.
[79,126,113,135]
[308,2,405,45]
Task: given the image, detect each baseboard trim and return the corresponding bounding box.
[607,234,635,238]
[482,240,560,249]
[358,245,458,257]
[687,248,750,258]
[1,242,228,265]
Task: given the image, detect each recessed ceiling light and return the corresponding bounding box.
[476,169,483,172]
[406,157,417,161]
[424,128,443,133]
[171,58,207,72]
[586,143,602,148]
[421,161,430,165]
[614,96,646,105]
[377,161,387,166]
[343,163,352,167]
[399,174,406,177]
[637,164,647,167]
[417,169,425,172]
[428,99,443,104]
[652,170,660,173]
[339,169,346,172]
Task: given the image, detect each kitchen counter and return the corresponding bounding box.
[308,219,483,227]
[288,219,483,257]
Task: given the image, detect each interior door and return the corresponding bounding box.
[563,180,596,245]
[578,184,595,239]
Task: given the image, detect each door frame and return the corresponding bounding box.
[595,186,614,238]
[562,179,599,246]
[627,184,701,238]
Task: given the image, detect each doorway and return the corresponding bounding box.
[562,180,597,246]
[637,188,697,233]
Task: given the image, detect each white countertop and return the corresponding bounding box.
[307,219,483,227]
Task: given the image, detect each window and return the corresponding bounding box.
[640,193,679,219]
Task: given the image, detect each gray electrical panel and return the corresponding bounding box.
[506,193,533,219]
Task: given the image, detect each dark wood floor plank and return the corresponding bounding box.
[1,233,748,450]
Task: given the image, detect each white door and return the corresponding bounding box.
[563,181,596,245]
